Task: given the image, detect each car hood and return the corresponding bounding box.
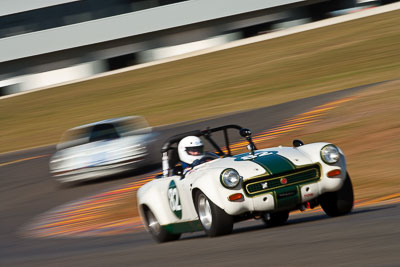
[198,146,314,180]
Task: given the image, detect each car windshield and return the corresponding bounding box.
[89,123,119,142]
[57,116,152,150]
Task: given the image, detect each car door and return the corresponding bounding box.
[166,175,198,223]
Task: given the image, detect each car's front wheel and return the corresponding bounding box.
[319,173,354,217]
[195,191,233,237]
[144,208,180,243]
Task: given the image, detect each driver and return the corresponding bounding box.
[178,136,205,175]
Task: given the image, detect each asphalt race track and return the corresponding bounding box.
[1,82,399,266]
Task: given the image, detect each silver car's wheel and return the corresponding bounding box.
[144,208,180,243]
[194,191,233,237]
[198,194,213,230]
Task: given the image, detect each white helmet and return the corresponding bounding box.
[178,136,204,165]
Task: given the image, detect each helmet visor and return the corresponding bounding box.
[186,146,204,156]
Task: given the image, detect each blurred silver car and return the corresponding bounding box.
[49,116,158,184]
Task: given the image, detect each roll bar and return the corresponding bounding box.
[160,124,256,177]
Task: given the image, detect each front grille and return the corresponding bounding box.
[243,165,320,197]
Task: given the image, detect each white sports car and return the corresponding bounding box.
[137,125,354,242]
[50,116,158,185]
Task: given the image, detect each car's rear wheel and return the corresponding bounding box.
[145,208,180,243]
[195,191,233,237]
[319,173,354,217]
[262,211,289,227]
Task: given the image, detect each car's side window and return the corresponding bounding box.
[117,117,151,135]
[56,127,91,149]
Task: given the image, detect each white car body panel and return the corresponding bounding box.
[50,116,157,183]
[138,141,348,234]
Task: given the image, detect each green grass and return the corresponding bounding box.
[1,10,399,153]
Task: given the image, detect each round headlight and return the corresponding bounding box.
[321,145,340,164]
[221,169,241,188]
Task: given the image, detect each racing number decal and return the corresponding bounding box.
[237,151,275,160]
[168,188,181,212]
[168,180,182,219]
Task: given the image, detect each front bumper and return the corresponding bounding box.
[223,163,346,214]
[52,157,147,183]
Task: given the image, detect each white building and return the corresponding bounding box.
[0,0,357,96]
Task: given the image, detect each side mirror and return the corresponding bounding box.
[240,128,256,155]
[240,128,252,138]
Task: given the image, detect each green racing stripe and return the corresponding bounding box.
[234,151,296,175]
[162,220,203,234]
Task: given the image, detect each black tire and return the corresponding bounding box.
[194,191,233,237]
[262,211,289,227]
[319,173,354,217]
[144,208,181,243]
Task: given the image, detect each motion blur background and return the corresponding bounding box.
[1,1,400,265]
[0,0,383,96]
